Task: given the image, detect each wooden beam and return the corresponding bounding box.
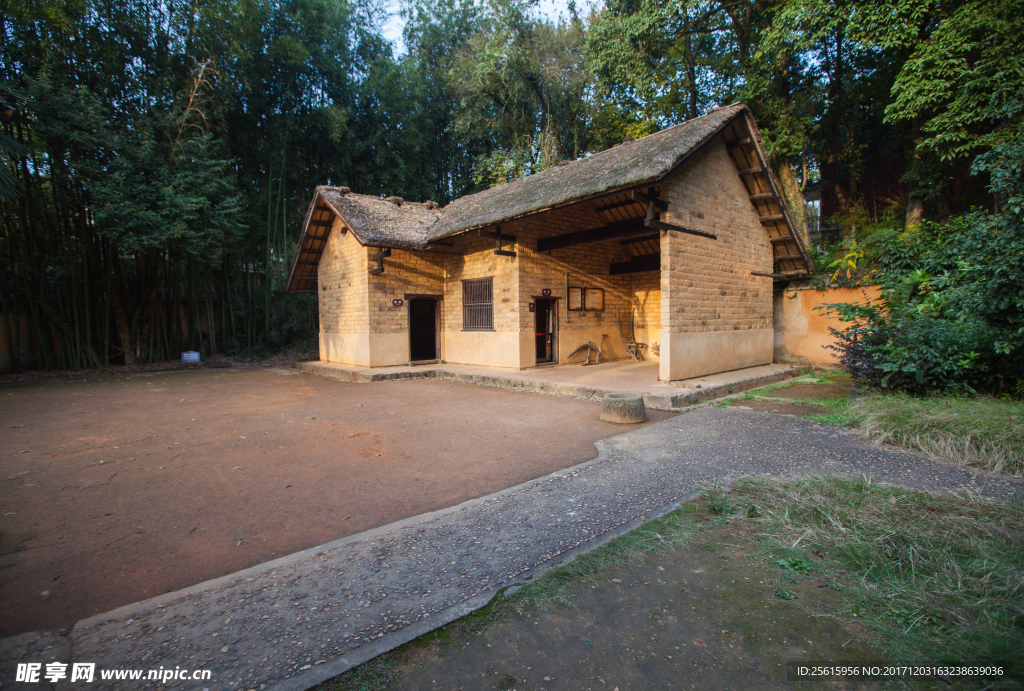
[309,219,332,227]
[749,193,774,202]
[293,274,318,279]
[645,218,717,240]
[294,260,319,265]
[751,271,787,280]
[536,218,648,253]
[738,166,764,176]
[480,226,516,257]
[620,233,660,246]
[759,214,785,224]
[594,198,642,213]
[631,189,668,212]
[478,227,515,242]
[369,248,391,275]
[769,235,794,244]
[727,138,752,150]
[610,254,660,275]
[773,254,803,262]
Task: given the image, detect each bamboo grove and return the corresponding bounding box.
[1,0,1020,370]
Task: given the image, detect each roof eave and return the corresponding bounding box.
[284,188,326,293]
[426,178,662,243]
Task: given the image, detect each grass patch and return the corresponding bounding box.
[318,476,1022,690]
[314,656,400,691]
[849,394,1024,476]
[731,476,1024,686]
[806,410,853,425]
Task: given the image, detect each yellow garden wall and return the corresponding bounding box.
[773,285,881,364]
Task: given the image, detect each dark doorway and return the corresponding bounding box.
[535,299,557,363]
[409,298,438,362]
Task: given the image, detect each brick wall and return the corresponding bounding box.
[658,134,775,379]
[660,137,772,334]
[318,218,369,335]
[368,249,445,334]
[441,233,520,334]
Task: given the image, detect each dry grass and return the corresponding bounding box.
[850,394,1024,476]
[732,476,1024,682]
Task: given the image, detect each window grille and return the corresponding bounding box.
[462,278,494,331]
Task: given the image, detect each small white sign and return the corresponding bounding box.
[181,351,200,363]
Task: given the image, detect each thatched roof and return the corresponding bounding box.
[286,102,811,292]
[428,103,747,241]
[318,187,441,249]
[283,188,442,293]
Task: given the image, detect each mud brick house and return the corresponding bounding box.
[285,103,811,381]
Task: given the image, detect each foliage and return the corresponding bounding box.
[884,0,1024,161]
[587,0,743,125]
[825,125,1024,394]
[450,1,601,187]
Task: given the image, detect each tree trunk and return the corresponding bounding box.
[776,162,810,247]
[906,117,925,230]
[905,197,924,228]
[110,284,135,365]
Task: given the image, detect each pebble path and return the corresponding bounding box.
[2,408,1020,690]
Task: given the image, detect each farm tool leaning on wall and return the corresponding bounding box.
[618,309,646,361]
[567,334,607,365]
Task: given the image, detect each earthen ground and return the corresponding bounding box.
[371,521,880,691]
[763,382,854,400]
[728,399,833,417]
[0,369,670,636]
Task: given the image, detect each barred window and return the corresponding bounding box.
[462,277,494,331]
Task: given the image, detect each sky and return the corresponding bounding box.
[380,0,580,54]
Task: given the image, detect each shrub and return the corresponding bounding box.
[825,129,1024,394]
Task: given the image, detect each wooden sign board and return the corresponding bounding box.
[568,287,583,311]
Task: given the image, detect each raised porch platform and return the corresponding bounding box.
[297,359,812,410]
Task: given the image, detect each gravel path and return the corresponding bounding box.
[2,408,1020,690]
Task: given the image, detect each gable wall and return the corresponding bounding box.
[659,135,774,380]
[317,218,371,365]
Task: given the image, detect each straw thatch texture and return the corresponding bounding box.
[427,104,746,241]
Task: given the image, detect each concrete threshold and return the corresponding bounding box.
[297,360,813,410]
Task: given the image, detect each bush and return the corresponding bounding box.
[826,129,1024,394]
[825,290,1019,394]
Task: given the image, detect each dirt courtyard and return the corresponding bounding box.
[0,368,671,636]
